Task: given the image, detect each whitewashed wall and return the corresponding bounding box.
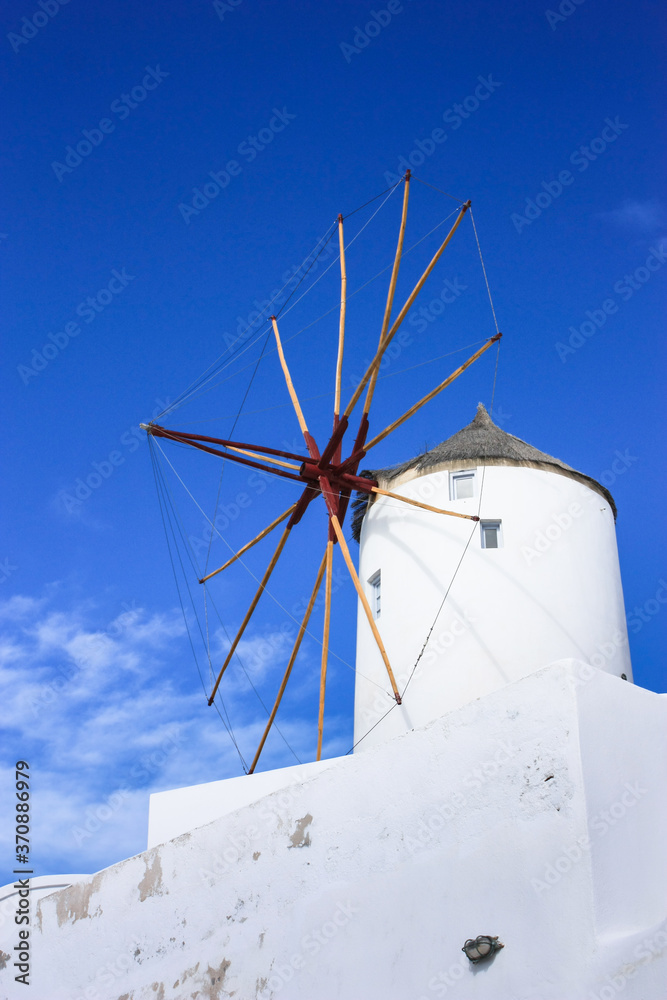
[148,757,340,848]
[354,464,631,749]
[16,664,665,1000]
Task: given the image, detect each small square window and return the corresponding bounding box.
[481,521,502,549]
[450,471,475,500]
[368,571,381,617]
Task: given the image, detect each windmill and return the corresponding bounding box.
[142,172,501,773]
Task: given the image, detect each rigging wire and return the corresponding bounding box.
[152,438,393,696]
[275,181,402,327]
[158,222,338,421]
[199,320,303,765]
[150,439,241,745]
[469,207,500,335]
[204,329,272,575]
[177,204,463,411]
[157,178,404,423]
[201,329,274,679]
[343,177,404,220]
[151,438,302,765]
[489,337,501,417]
[411,175,467,204]
[201,579,302,766]
[167,227,337,418]
[182,339,489,425]
[149,437,249,770]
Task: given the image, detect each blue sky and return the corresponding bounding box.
[1,0,665,881]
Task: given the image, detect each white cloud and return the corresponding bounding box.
[598,199,663,233]
[0,588,346,881]
[0,594,45,621]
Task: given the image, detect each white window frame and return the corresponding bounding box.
[449,469,476,501]
[480,520,502,549]
[368,571,381,618]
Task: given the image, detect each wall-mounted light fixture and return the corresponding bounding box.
[462,935,504,964]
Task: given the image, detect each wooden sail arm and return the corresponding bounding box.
[199,504,298,583]
[271,316,321,462]
[329,513,401,704]
[343,200,471,420]
[370,487,479,521]
[248,549,328,774]
[141,424,309,464]
[208,525,292,705]
[226,446,300,471]
[363,170,411,416]
[143,426,305,484]
[317,538,334,761]
[334,215,347,418]
[364,333,501,453]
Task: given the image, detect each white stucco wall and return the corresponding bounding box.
[148,757,341,848]
[354,463,632,749]
[15,663,665,1000]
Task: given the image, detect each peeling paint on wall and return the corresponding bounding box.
[138,852,166,901]
[198,958,231,999]
[55,871,105,926]
[288,813,313,848]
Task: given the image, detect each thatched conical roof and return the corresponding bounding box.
[351,403,616,540]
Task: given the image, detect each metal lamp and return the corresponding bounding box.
[462,935,504,964]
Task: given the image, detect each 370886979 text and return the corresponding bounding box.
[13,760,32,986]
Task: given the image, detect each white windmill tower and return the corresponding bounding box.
[352,402,633,749]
